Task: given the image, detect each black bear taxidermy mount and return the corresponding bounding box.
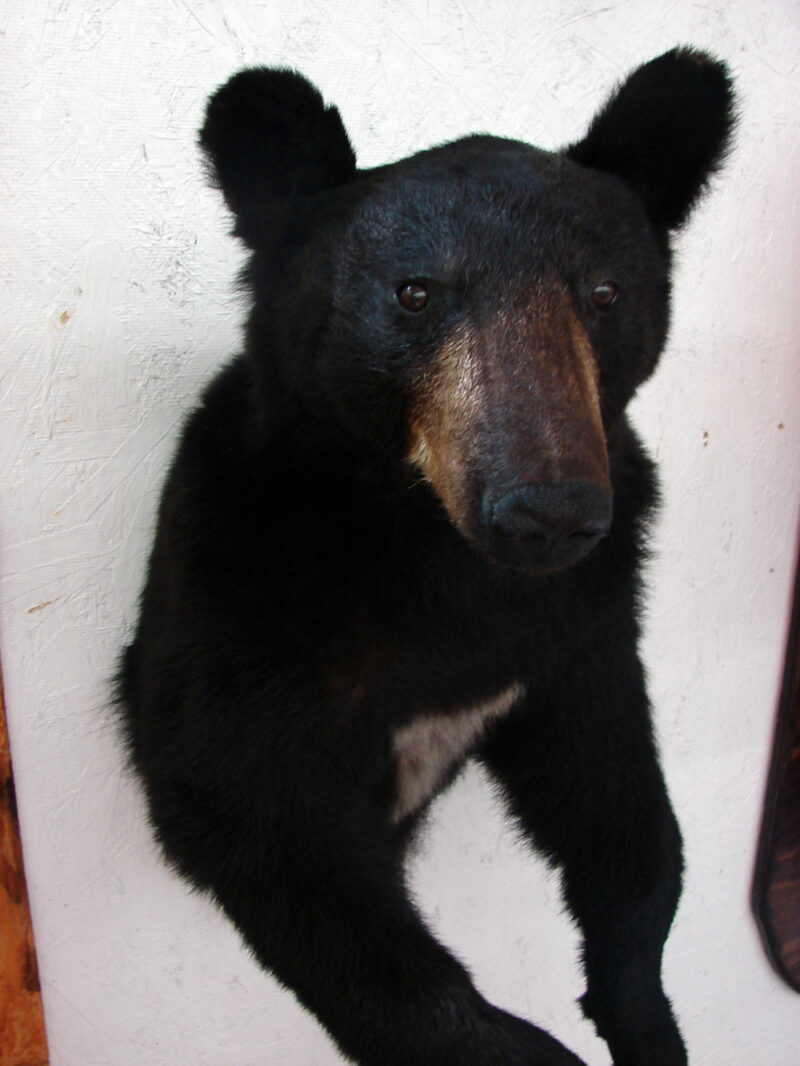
[118,47,735,1066]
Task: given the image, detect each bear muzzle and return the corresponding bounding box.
[407,283,613,574]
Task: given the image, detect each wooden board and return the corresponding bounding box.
[753,554,800,993]
[0,672,49,1066]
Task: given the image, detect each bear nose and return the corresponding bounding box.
[484,481,612,570]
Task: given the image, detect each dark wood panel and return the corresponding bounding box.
[0,672,49,1066]
[753,552,800,993]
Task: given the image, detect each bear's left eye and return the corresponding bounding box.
[397,281,429,313]
[590,281,618,309]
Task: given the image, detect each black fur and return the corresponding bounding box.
[119,49,734,1065]
[568,48,735,230]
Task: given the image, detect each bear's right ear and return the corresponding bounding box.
[199,68,357,243]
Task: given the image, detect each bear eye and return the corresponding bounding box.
[590,281,618,309]
[397,281,429,313]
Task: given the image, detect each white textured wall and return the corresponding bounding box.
[3,2,800,1063]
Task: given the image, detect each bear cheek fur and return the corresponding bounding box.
[407,281,610,543]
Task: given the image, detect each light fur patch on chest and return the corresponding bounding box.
[390,682,525,824]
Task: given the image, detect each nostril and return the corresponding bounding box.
[489,489,550,541]
[568,528,601,541]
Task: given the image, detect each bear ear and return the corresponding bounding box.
[199,67,357,242]
[568,48,735,230]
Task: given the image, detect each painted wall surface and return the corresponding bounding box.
[2,2,799,1063]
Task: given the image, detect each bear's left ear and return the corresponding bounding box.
[568,48,735,231]
[200,67,357,243]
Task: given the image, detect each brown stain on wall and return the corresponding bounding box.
[25,602,57,616]
[0,672,49,1066]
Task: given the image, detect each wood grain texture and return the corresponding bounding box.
[753,555,800,993]
[0,674,49,1066]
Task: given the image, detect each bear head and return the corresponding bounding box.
[199,49,734,574]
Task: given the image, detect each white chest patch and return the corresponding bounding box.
[390,682,525,824]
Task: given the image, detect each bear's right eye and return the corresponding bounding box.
[397,281,429,313]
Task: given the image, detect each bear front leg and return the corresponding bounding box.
[479,641,687,1066]
[149,773,586,1066]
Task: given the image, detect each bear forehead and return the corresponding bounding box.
[361,137,634,211]
[341,136,649,263]
[377,135,556,185]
